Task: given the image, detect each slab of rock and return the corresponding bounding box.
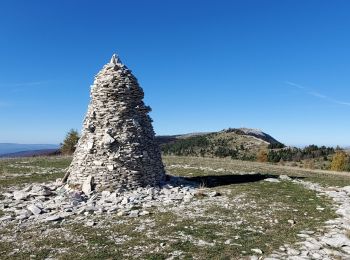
[286,248,300,255]
[27,204,42,215]
[251,248,263,254]
[129,210,139,217]
[207,191,221,197]
[29,185,52,196]
[342,186,350,194]
[0,215,14,222]
[13,191,28,200]
[139,210,150,216]
[321,234,350,248]
[82,175,94,195]
[264,178,280,183]
[45,215,62,222]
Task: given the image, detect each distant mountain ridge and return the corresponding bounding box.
[0,149,59,158]
[0,143,59,156]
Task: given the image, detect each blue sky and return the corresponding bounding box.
[0,0,349,146]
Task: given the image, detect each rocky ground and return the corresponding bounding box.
[1,156,350,259]
[0,176,198,223]
[264,179,350,259]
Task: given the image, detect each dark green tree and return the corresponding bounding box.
[60,129,80,155]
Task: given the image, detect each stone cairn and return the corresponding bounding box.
[0,55,198,224]
[63,54,165,192]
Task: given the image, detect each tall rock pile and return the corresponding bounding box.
[63,54,165,192]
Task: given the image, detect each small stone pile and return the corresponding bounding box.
[63,54,165,192]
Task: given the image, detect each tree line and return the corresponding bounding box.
[266,145,335,163]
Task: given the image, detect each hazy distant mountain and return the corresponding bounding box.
[0,143,59,156]
[0,149,59,158]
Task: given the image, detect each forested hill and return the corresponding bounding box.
[157,128,285,160]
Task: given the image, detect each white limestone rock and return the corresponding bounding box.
[102,133,115,146]
[27,204,42,215]
[0,215,14,222]
[45,215,62,222]
[82,175,94,196]
[279,175,292,181]
[321,234,350,248]
[13,191,29,200]
[342,186,350,194]
[251,248,263,254]
[29,185,52,196]
[264,178,280,183]
[85,220,95,227]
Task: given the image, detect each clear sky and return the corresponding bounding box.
[0,0,349,147]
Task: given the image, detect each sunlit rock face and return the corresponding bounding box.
[64,54,165,192]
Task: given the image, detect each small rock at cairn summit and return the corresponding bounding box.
[63,54,165,192]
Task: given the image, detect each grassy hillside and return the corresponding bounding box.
[159,128,345,172]
[160,128,284,160]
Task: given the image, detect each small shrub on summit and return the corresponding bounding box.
[60,129,80,155]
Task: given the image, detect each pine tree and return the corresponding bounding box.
[60,129,80,155]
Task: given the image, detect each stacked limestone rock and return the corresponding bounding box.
[63,54,165,192]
